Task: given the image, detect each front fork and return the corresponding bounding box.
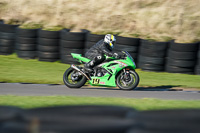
[123,68,130,78]
[121,68,131,85]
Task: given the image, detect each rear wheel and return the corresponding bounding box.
[116,70,139,90]
[63,67,87,88]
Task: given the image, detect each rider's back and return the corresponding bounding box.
[85,39,105,59]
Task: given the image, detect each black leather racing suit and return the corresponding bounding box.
[85,39,114,59]
[84,39,115,69]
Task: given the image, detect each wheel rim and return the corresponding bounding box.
[117,70,138,89]
[65,69,84,85]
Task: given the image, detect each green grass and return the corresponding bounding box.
[19,22,43,29]
[0,54,69,84]
[138,70,200,89]
[42,26,64,31]
[0,54,200,89]
[0,95,200,110]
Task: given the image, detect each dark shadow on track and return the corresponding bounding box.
[0,82,182,91]
[134,85,182,91]
[82,85,182,91]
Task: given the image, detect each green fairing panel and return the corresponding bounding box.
[88,56,136,87]
[103,58,136,70]
[71,53,91,63]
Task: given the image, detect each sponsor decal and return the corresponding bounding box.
[100,81,105,85]
[113,61,128,68]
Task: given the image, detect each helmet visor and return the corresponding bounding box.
[112,40,116,45]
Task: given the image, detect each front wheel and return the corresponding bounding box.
[63,67,87,88]
[116,70,139,90]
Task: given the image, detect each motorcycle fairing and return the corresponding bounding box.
[89,58,136,87]
[71,52,136,87]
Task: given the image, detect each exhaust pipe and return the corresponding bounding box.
[71,64,91,80]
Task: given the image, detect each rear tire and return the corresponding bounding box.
[116,70,139,90]
[63,67,87,88]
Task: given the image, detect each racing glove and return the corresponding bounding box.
[113,53,120,59]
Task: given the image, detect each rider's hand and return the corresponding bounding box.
[113,53,120,59]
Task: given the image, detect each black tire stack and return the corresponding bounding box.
[84,33,105,53]
[1,105,200,133]
[0,23,18,55]
[15,27,38,59]
[128,109,200,133]
[60,29,87,64]
[137,39,169,71]
[38,29,61,62]
[115,36,140,62]
[195,44,200,75]
[165,41,199,74]
[26,105,136,133]
[0,20,4,24]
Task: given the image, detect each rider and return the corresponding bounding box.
[84,34,120,72]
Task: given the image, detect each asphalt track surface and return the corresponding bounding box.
[0,83,200,100]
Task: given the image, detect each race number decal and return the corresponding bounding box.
[92,78,100,84]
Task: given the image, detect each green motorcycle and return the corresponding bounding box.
[63,51,139,90]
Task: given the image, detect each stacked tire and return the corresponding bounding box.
[84,33,105,53]
[0,20,4,24]
[115,36,140,62]
[38,29,61,62]
[15,27,38,59]
[26,105,136,133]
[195,44,200,75]
[165,41,199,74]
[0,23,18,55]
[1,105,200,133]
[60,29,87,64]
[128,109,200,133]
[137,39,169,71]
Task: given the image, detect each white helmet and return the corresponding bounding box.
[104,34,116,50]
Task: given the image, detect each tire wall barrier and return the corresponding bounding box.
[165,40,199,74]
[195,44,200,75]
[115,36,140,62]
[0,23,200,75]
[0,23,18,55]
[16,27,38,59]
[38,29,61,62]
[0,20,4,24]
[60,29,88,64]
[0,105,200,133]
[137,39,169,72]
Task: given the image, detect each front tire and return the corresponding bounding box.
[63,67,87,88]
[116,70,139,90]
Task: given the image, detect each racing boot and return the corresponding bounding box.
[84,61,94,73]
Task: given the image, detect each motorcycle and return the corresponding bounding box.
[63,51,139,90]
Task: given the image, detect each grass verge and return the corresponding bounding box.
[0,54,69,84]
[0,54,200,89]
[0,95,200,111]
